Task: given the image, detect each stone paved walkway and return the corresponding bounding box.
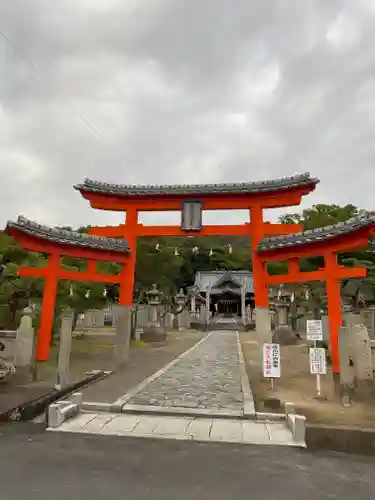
[48,412,298,446]
[122,330,244,413]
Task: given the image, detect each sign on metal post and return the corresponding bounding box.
[306,319,323,341]
[309,346,326,397]
[263,343,281,379]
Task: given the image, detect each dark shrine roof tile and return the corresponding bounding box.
[5,216,130,253]
[74,172,319,197]
[257,215,375,253]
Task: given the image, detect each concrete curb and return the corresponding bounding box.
[236,331,256,418]
[306,423,375,456]
[255,412,286,421]
[81,402,115,413]
[48,389,114,428]
[113,331,213,411]
[120,404,243,419]
[0,370,110,423]
[48,400,80,428]
[285,403,307,447]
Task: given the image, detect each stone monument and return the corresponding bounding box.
[15,306,36,379]
[56,310,74,390]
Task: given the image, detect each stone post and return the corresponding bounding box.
[200,305,206,323]
[56,310,74,390]
[98,309,105,328]
[276,303,288,326]
[206,286,211,323]
[165,313,174,330]
[15,306,35,378]
[255,307,273,369]
[241,286,246,324]
[255,307,273,341]
[191,295,196,313]
[115,305,132,368]
[247,305,254,324]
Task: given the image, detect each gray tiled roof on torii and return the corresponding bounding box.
[74,172,319,197]
[6,216,130,253]
[257,215,375,253]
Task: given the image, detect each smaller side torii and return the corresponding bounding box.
[5,216,131,361]
[256,215,375,375]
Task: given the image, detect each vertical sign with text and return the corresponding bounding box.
[309,347,327,375]
[181,200,202,232]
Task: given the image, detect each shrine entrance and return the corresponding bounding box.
[75,174,375,375]
[216,295,240,316]
[7,172,375,376]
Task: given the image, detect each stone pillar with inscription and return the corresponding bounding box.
[56,310,74,390]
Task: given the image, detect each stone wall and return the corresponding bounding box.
[75,304,196,333]
[76,309,106,329]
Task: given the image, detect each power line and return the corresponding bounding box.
[0,27,106,142]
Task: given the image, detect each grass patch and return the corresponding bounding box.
[130,340,146,348]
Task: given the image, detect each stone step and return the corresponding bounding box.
[47,411,302,447]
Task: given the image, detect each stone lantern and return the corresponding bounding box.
[146,284,162,324]
[175,288,186,308]
[274,284,290,326]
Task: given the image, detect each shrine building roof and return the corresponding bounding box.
[5,216,130,253]
[257,215,375,253]
[74,172,319,198]
[194,270,254,293]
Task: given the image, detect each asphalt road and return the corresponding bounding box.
[0,423,374,500]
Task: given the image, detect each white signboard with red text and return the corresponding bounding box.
[262,343,281,378]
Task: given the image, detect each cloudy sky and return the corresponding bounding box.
[1,0,375,229]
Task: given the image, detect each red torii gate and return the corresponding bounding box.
[74,173,318,310]
[5,216,130,360]
[256,216,375,374]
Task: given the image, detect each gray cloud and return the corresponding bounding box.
[1,0,375,230]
